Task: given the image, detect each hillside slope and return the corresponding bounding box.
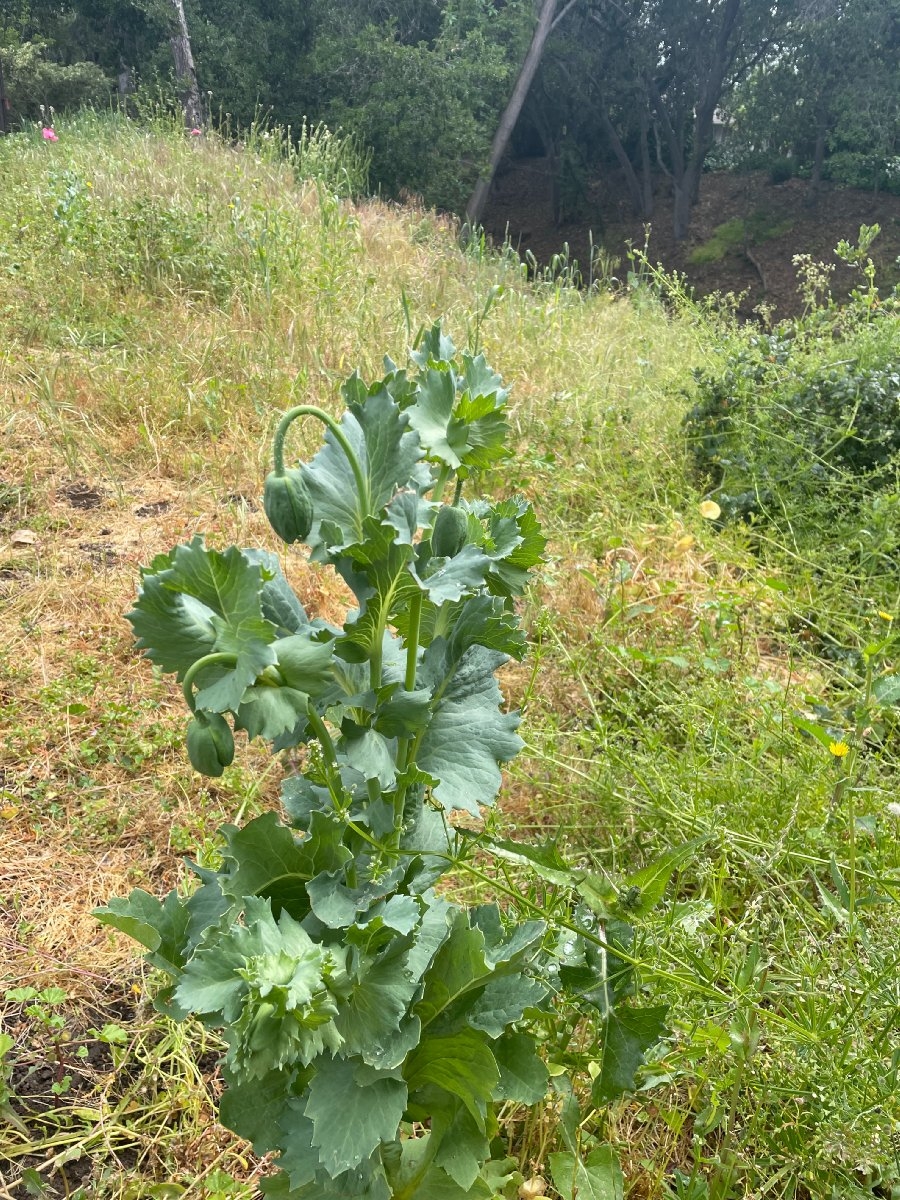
[0,115,898,1200]
[486,157,900,316]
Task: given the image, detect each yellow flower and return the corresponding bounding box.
[877,610,893,621]
[829,741,850,758]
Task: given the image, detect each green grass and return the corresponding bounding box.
[0,110,898,1199]
[689,210,795,265]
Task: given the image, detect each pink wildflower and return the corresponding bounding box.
[190,127,202,136]
[41,127,58,142]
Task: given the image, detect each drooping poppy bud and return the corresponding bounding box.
[186,711,235,777]
[263,468,314,544]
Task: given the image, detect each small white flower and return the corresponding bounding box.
[886,802,900,818]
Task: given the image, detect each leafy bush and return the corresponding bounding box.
[683,234,900,567]
[686,340,900,520]
[824,150,900,196]
[307,21,513,213]
[768,156,795,184]
[0,41,109,123]
[96,327,673,1199]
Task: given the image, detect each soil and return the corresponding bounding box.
[1,991,134,1197]
[483,159,900,319]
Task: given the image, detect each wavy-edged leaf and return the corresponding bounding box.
[129,537,280,711]
[417,645,521,814]
[432,1101,491,1190]
[300,390,428,561]
[234,683,311,741]
[337,521,420,660]
[492,1031,548,1104]
[461,352,508,407]
[483,499,547,597]
[410,322,457,370]
[93,888,189,976]
[465,974,550,1038]
[306,862,406,930]
[548,1147,623,1200]
[218,1067,299,1156]
[242,548,309,634]
[404,1028,498,1124]
[304,1056,407,1177]
[128,563,217,675]
[593,1006,668,1105]
[220,811,352,917]
[415,917,493,1029]
[333,937,421,1067]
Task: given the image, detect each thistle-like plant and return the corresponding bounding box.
[97,326,673,1199]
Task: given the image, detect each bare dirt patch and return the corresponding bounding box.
[57,481,105,511]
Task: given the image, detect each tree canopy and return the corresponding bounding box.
[1,0,897,237]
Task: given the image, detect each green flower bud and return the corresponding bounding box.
[431,504,468,558]
[263,468,314,544]
[186,711,235,777]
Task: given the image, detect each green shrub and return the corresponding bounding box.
[825,150,900,196]
[768,156,795,184]
[0,41,109,124]
[683,244,900,542]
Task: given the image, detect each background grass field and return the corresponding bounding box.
[1,112,898,1200]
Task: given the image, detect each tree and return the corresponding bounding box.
[732,0,900,198]
[589,0,796,240]
[466,0,581,226]
[300,1,523,213]
[169,0,200,127]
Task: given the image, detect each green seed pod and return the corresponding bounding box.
[431,504,468,558]
[264,467,314,544]
[186,711,235,777]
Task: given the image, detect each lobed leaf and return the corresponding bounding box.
[304,1055,407,1177]
[548,1147,624,1200]
[417,645,522,814]
[592,1006,668,1106]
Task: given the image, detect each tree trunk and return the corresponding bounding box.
[117,62,134,111]
[652,0,742,240]
[639,114,654,218]
[807,107,827,205]
[465,0,562,227]
[0,53,9,135]
[170,0,203,130]
[598,104,645,217]
[528,94,561,223]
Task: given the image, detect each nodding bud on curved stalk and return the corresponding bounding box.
[186,710,235,777]
[267,404,370,545]
[264,468,314,544]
